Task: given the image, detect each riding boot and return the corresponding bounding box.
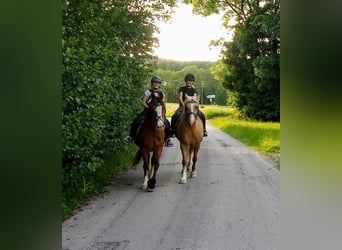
[170,129,175,138]
[171,109,181,137]
[198,111,208,136]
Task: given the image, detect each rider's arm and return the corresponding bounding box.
[141,95,149,109]
[179,90,184,107]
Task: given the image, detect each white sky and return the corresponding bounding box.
[153,3,230,62]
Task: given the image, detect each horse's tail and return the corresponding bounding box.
[131,148,142,168]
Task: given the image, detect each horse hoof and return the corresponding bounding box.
[147,188,154,192]
[147,179,156,189]
[191,171,197,178]
[179,178,187,184]
[140,184,147,190]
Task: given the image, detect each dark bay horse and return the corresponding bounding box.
[131,94,166,191]
[175,94,203,184]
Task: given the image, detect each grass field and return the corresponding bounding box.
[166,103,280,168]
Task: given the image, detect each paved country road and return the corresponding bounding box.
[62,121,280,250]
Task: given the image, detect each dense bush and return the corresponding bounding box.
[62,0,175,211]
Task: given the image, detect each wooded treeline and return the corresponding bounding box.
[155,59,216,71]
[152,60,228,105]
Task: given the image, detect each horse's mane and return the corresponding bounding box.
[183,94,199,106]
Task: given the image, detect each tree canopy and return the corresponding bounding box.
[186,0,280,121]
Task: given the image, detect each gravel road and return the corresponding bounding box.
[62,121,280,250]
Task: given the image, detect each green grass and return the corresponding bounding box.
[165,103,238,118]
[202,105,240,119]
[62,144,138,220]
[166,103,280,168]
[165,102,179,117]
[211,116,280,168]
[211,117,279,153]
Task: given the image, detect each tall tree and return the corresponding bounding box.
[186,0,280,121]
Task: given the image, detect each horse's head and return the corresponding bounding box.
[147,93,165,129]
[183,94,200,127]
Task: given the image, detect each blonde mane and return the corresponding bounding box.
[183,94,199,105]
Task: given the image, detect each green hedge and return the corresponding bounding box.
[62,0,174,213]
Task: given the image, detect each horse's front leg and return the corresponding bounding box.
[147,147,163,191]
[190,146,200,178]
[186,147,194,173]
[179,143,189,184]
[141,151,150,190]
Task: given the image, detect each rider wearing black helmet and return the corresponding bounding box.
[185,73,195,81]
[170,73,208,137]
[124,76,173,146]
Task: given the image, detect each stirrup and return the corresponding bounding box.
[165,139,173,147]
[123,136,132,144]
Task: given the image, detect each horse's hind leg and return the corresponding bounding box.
[190,146,200,178]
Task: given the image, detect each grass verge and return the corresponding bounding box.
[62,144,138,220]
[210,116,280,169]
[166,103,280,168]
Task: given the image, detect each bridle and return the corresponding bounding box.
[149,102,165,128]
[184,100,199,125]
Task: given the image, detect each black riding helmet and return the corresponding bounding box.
[151,76,162,84]
[184,73,195,81]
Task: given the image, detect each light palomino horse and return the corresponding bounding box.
[175,94,203,184]
[132,94,166,191]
